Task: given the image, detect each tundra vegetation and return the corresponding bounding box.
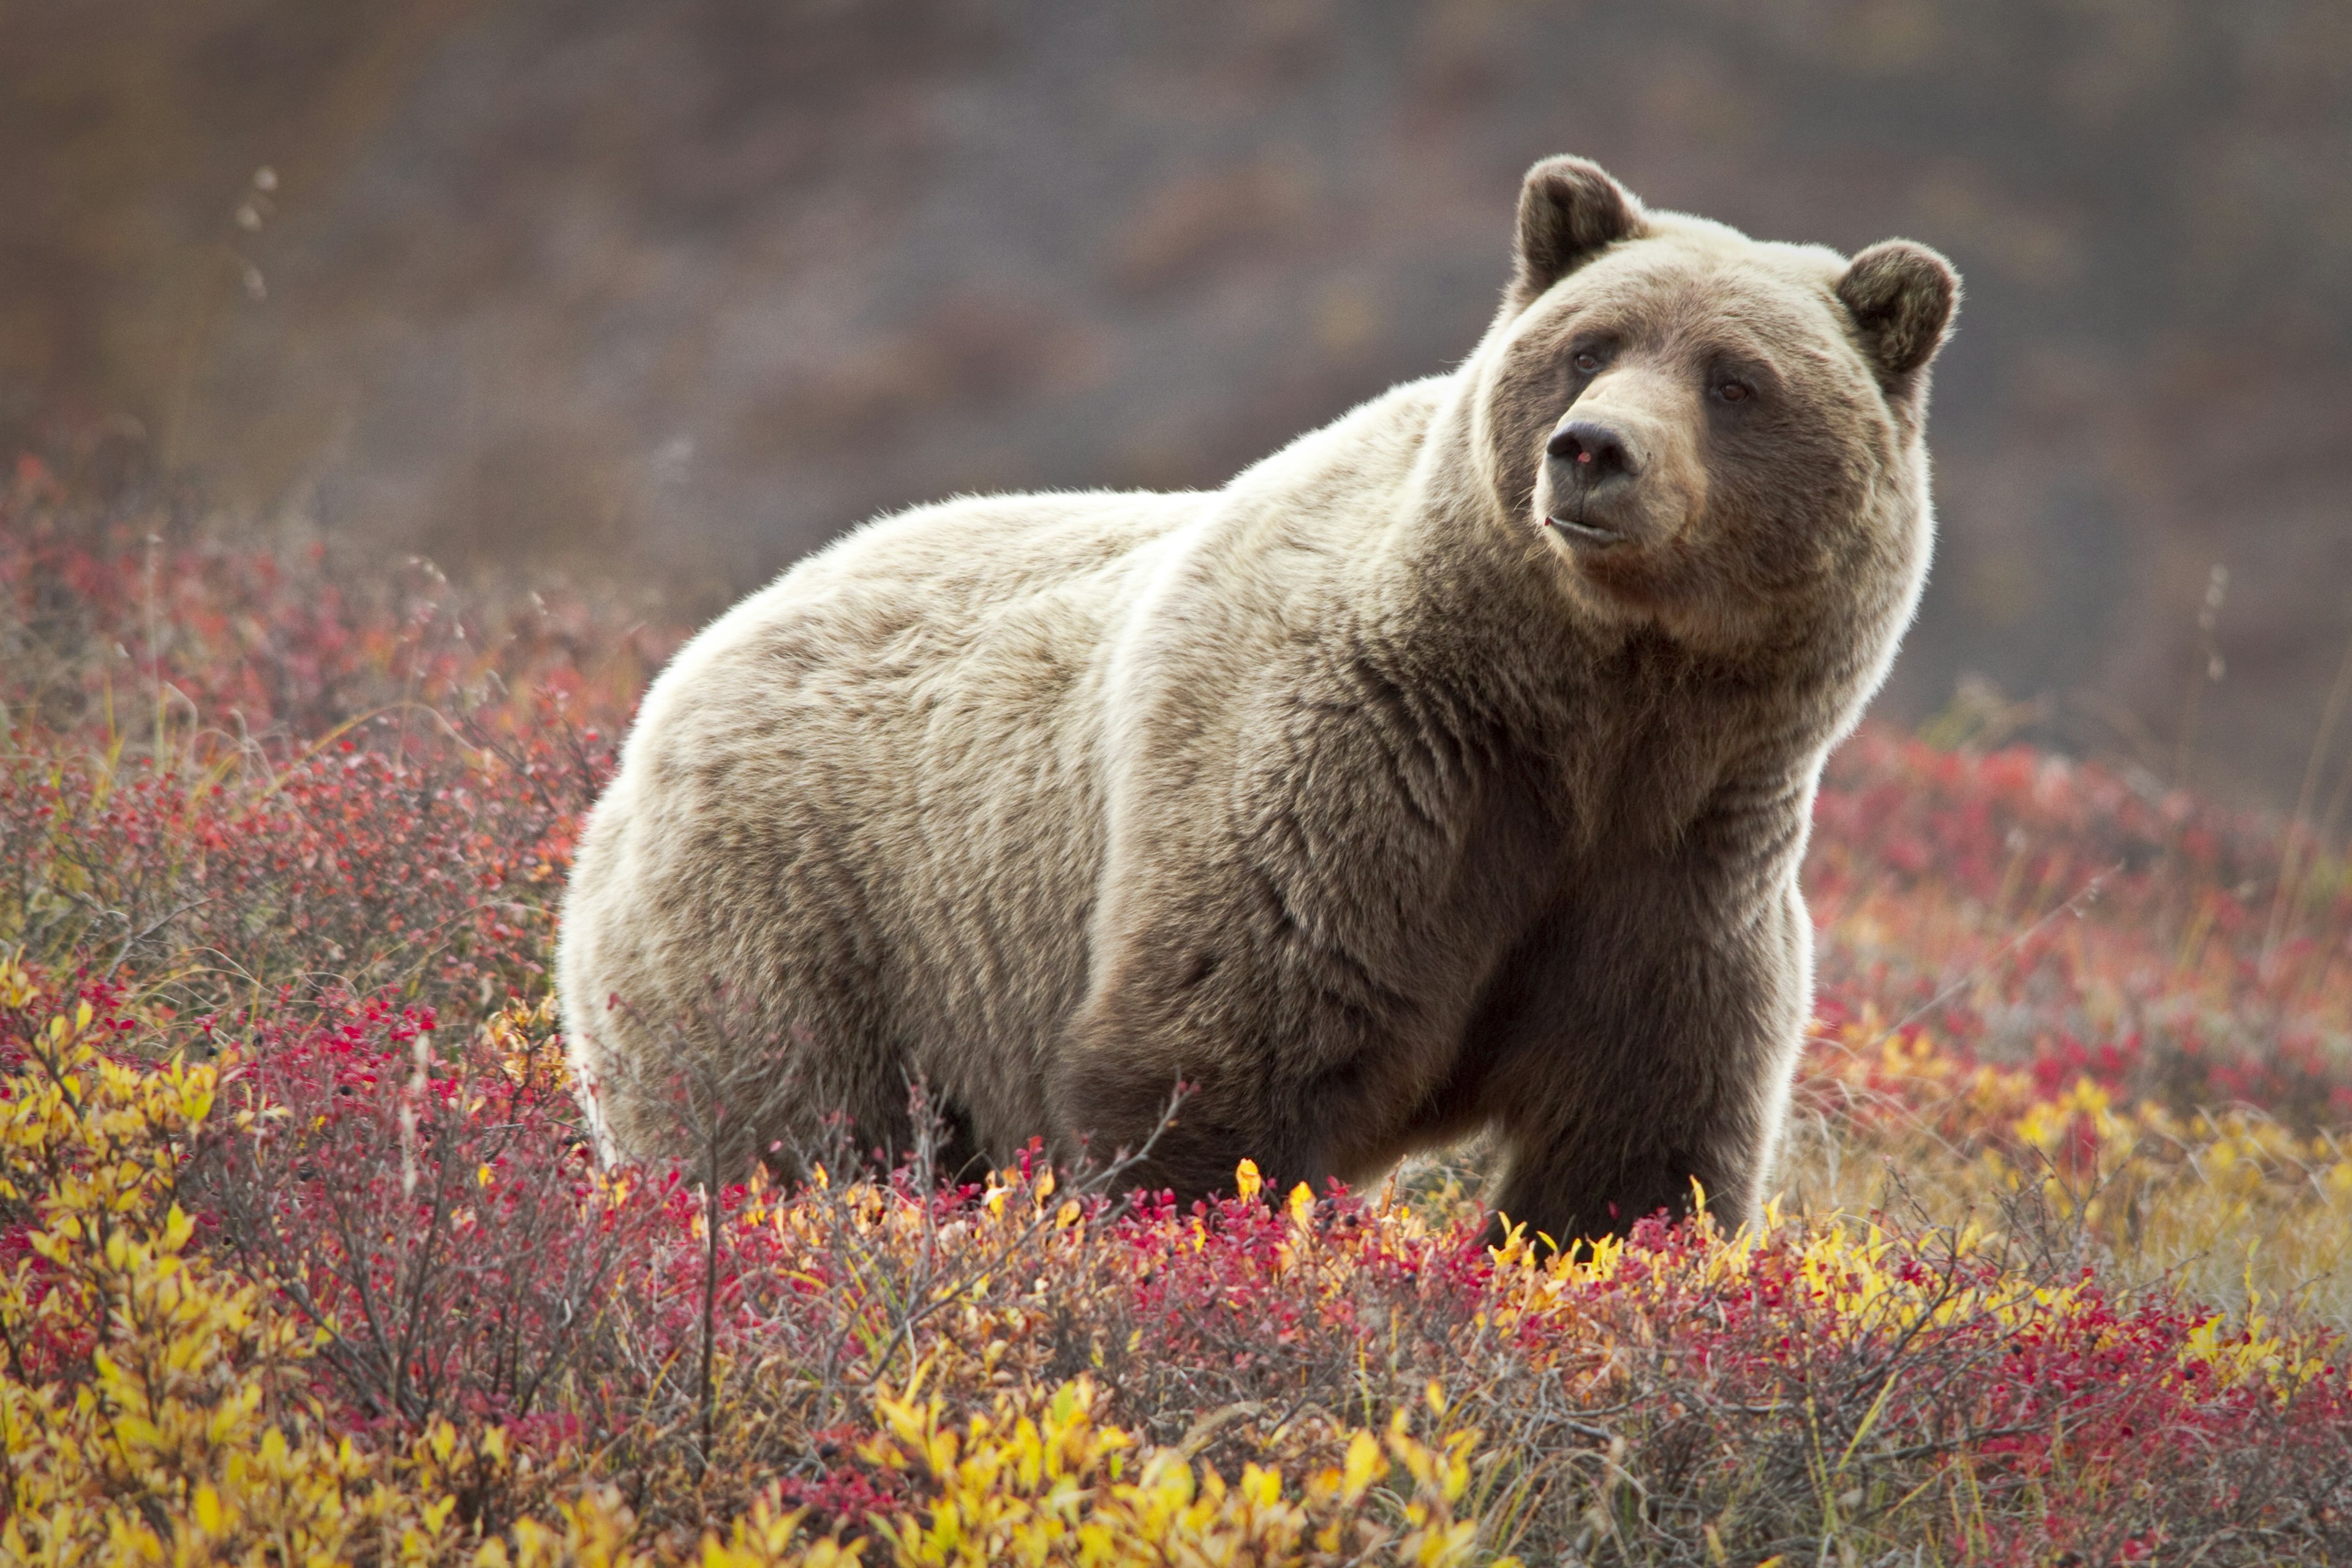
[4,453,2351,1563]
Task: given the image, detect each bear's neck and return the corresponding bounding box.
[1349,377,1885,845]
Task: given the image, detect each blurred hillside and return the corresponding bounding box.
[4,0,2350,808]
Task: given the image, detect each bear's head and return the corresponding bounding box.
[1472,156,1958,669]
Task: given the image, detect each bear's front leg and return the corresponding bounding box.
[1062,626,1535,1207]
[1479,872,1811,1250]
[1049,932,1370,1204]
[1049,1033,1322,1202]
[1483,1110,1751,1250]
[1050,851,1476,1205]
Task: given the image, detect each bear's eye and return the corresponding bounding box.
[1572,350,1602,375]
[1716,380,1753,403]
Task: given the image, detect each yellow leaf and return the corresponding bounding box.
[1234,1159,1262,1202]
[1341,1430,1385,1502]
[1287,1183,1315,1232]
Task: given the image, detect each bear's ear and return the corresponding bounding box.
[1509,156,1646,311]
[1836,241,1960,395]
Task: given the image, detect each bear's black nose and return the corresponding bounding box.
[1547,420,1638,483]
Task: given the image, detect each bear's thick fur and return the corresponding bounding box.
[557,156,1957,1242]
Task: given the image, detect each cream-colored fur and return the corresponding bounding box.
[559,157,1956,1242]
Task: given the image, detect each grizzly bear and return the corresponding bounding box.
[557,155,1957,1243]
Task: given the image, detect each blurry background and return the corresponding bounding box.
[4,0,2349,807]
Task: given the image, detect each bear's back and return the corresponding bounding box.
[560,490,1207,1160]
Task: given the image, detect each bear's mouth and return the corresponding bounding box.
[1546,514,1627,549]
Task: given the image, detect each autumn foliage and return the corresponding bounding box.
[4,453,2351,1563]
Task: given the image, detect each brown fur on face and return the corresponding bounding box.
[558,156,1958,1248]
[1483,163,1957,655]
